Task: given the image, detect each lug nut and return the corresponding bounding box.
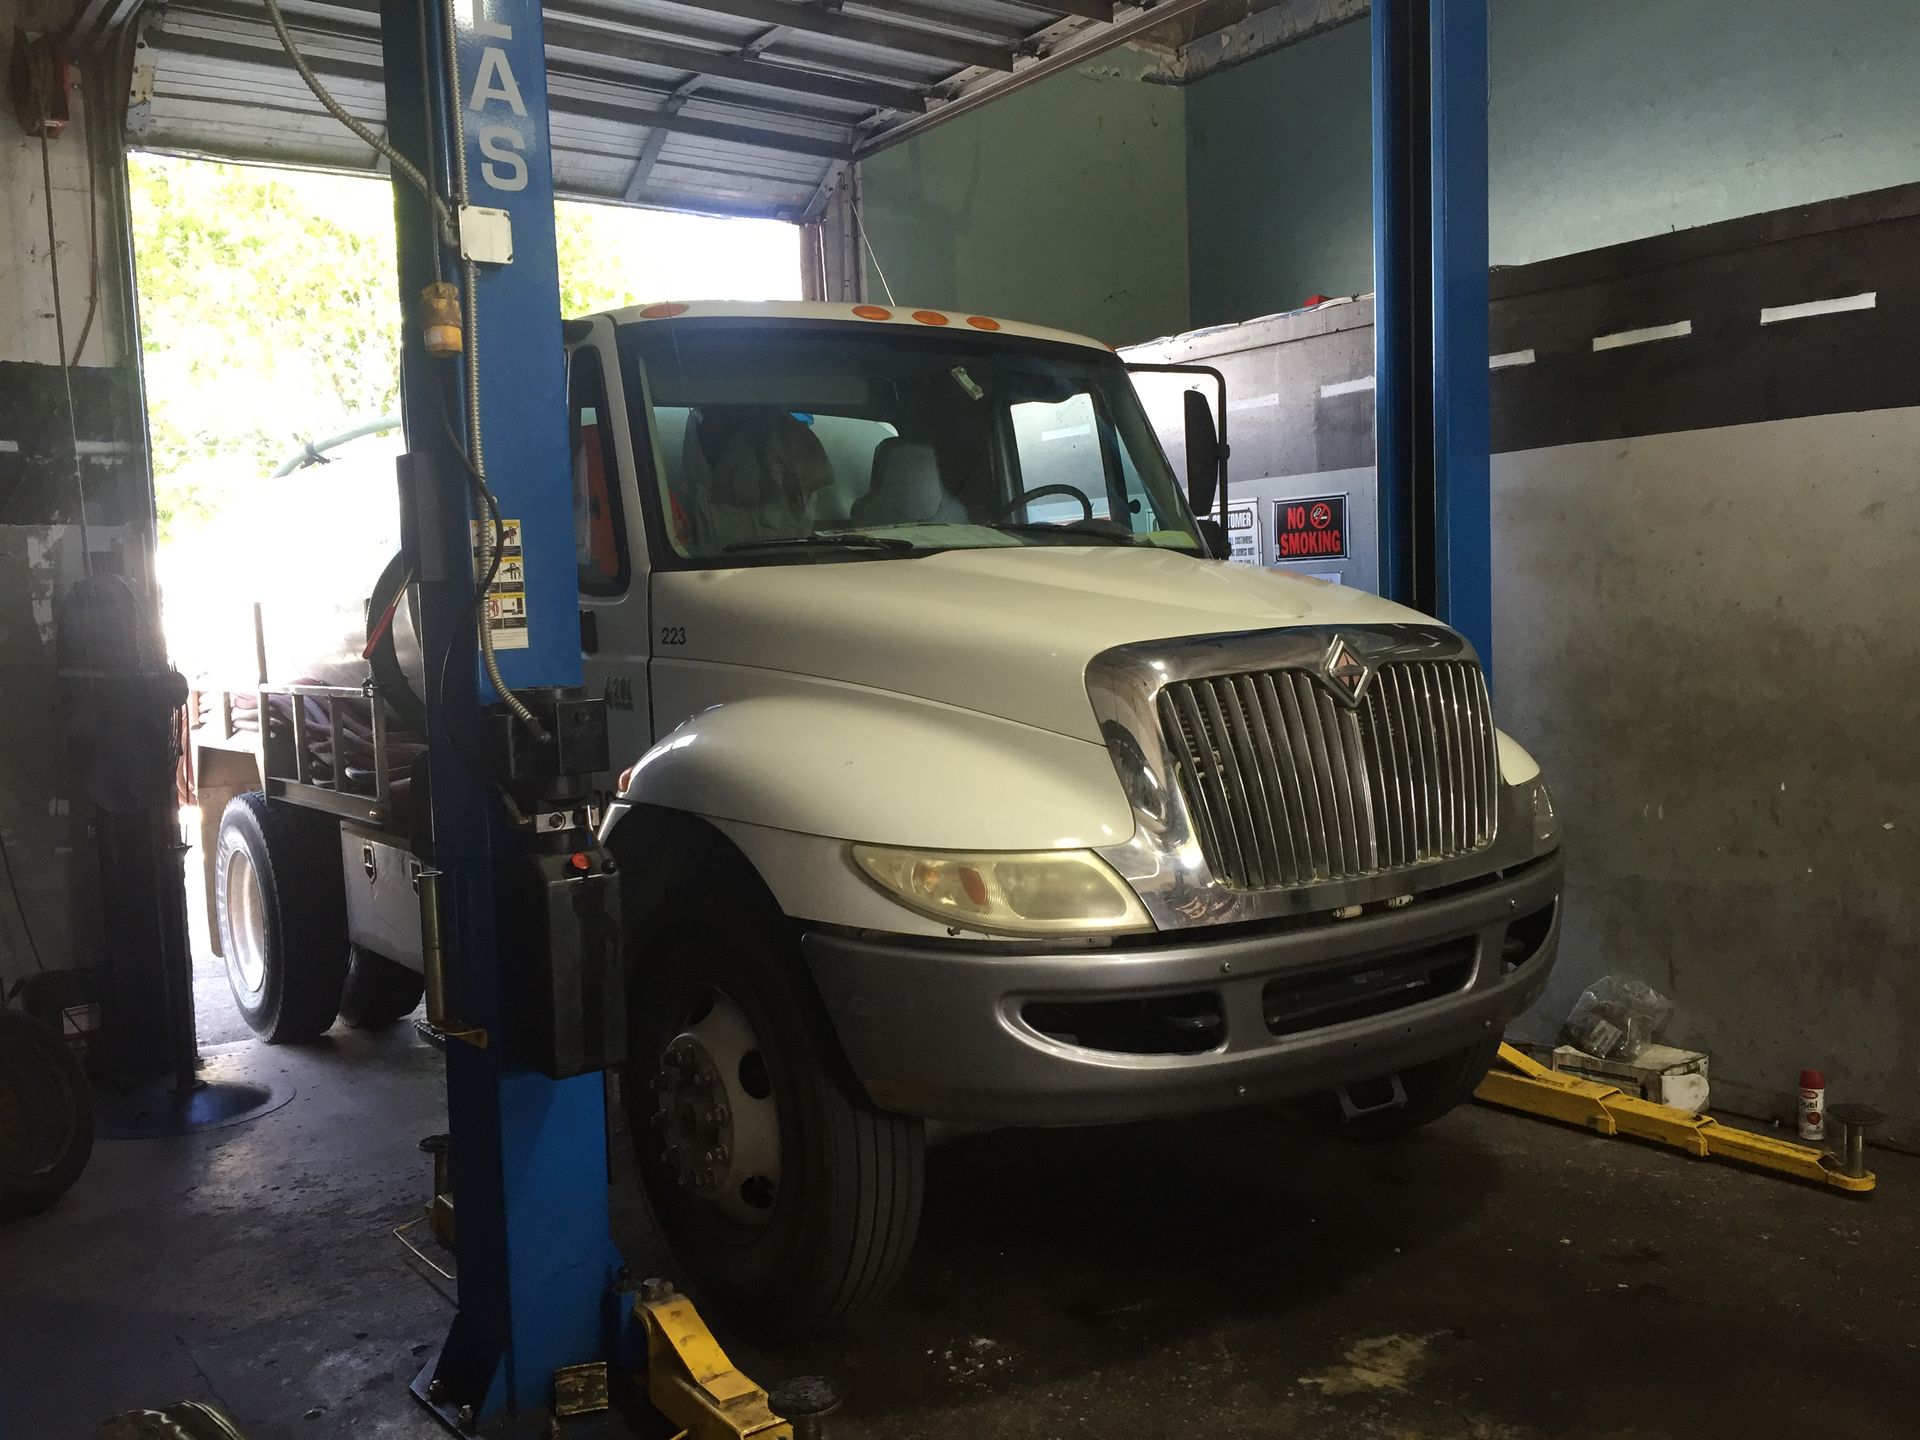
[708,1104,731,1126]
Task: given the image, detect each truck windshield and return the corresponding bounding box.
[617,319,1203,564]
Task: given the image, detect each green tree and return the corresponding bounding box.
[131,156,403,543]
[131,155,797,546]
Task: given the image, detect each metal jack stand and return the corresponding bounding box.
[635,1281,829,1440]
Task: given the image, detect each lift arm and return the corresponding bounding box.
[1477,1043,1876,1193]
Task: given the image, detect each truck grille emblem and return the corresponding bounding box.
[1322,637,1371,703]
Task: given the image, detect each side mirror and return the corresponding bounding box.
[1183,388,1221,520]
[1126,360,1230,556]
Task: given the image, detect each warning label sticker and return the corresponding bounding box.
[1274,494,1348,561]
[472,516,529,650]
[1224,498,1261,566]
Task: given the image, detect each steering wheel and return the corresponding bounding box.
[992,483,1095,523]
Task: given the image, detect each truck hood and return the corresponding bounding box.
[653,545,1439,744]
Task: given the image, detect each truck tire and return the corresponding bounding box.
[214,792,349,1043]
[1296,1034,1503,1141]
[621,862,924,1339]
[0,1009,95,1224]
[338,946,425,1030]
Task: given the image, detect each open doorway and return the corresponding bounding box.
[126,152,803,1047]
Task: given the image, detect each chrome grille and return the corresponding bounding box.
[1156,660,1498,890]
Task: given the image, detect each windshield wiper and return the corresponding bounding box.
[986,522,1139,545]
[723,532,918,554]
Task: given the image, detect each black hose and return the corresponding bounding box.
[365,550,429,735]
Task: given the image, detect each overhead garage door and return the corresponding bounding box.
[125,0,1226,220]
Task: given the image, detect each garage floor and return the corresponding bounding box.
[3,1031,1915,1439]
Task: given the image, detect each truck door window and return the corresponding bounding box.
[570,347,628,595]
[1009,393,1114,524]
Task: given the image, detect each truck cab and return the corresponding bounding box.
[194,300,1561,1337]
[571,301,1562,1332]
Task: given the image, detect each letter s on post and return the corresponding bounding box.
[478,126,528,192]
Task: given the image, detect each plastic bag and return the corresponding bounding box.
[1562,975,1673,1061]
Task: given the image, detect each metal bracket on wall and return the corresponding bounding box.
[1476,1043,1877,1194]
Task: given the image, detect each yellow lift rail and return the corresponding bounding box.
[1475,1043,1876,1194]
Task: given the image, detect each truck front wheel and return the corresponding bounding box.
[622,875,924,1339]
[214,793,349,1043]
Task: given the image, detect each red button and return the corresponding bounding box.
[570,852,591,872]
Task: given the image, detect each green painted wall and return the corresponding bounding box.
[1185,17,1374,327]
[1188,0,1920,327]
[859,50,1189,347]
[862,1,1920,336]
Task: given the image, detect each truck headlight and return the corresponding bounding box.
[851,845,1152,935]
[1531,780,1559,851]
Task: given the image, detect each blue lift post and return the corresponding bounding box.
[1372,0,1494,674]
[348,0,1487,1428]
[379,0,623,1426]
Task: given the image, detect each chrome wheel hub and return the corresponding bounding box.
[224,846,268,995]
[651,991,780,1227]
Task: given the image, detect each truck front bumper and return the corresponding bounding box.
[803,850,1562,1126]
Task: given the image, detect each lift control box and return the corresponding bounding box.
[508,845,624,1080]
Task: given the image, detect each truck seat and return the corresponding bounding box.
[850,439,967,526]
[697,409,836,548]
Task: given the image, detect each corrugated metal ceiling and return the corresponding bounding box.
[128,0,1223,219]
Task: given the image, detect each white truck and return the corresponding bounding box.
[184,300,1563,1335]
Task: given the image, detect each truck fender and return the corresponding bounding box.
[612,690,1136,853]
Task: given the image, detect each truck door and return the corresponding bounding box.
[567,337,652,792]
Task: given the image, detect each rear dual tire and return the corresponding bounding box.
[339,946,425,1030]
[215,793,350,1043]
[216,795,425,1040]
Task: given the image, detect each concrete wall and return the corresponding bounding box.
[858,48,1190,347]
[1494,410,1920,1144]
[1186,0,1920,326]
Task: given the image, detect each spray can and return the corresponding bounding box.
[1798,1069,1826,1141]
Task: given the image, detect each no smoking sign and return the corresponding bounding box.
[1275,493,1348,560]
